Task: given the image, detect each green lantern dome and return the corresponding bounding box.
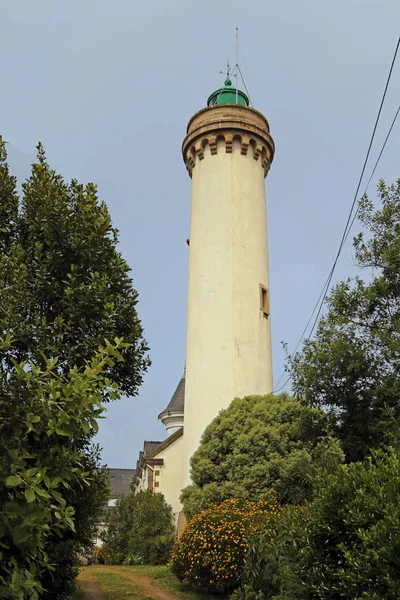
[207,78,249,107]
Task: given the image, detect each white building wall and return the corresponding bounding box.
[134,468,148,493]
[182,138,273,487]
[155,435,184,522]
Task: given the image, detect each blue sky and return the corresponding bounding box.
[2,0,399,467]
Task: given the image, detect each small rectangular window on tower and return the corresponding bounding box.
[260,284,270,318]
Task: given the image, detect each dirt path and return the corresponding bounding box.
[119,571,179,600]
[79,570,104,600]
[79,566,180,600]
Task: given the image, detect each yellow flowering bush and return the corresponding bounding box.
[170,494,282,594]
[93,545,110,565]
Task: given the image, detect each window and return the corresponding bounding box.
[260,284,270,318]
[261,288,267,309]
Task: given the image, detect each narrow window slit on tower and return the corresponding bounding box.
[260,284,270,318]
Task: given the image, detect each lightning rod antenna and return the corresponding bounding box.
[235,27,239,104]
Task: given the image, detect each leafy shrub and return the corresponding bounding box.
[40,445,109,598]
[230,507,300,600]
[102,490,175,565]
[293,448,400,599]
[0,338,123,600]
[147,534,175,566]
[234,449,400,599]
[171,494,282,595]
[181,394,343,519]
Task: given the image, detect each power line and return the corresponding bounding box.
[344,103,400,244]
[274,103,400,393]
[273,36,400,393]
[273,270,333,391]
[307,36,400,337]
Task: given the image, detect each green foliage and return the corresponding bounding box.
[291,448,400,599]
[0,138,150,597]
[0,138,150,396]
[147,533,176,566]
[234,449,400,599]
[290,179,400,462]
[171,495,282,595]
[0,337,124,599]
[230,506,301,600]
[39,445,109,598]
[102,491,175,566]
[181,394,343,518]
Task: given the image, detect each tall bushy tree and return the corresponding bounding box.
[102,491,175,565]
[1,140,149,392]
[0,139,150,597]
[290,179,400,461]
[181,394,343,518]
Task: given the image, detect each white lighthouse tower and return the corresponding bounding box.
[181,78,275,487]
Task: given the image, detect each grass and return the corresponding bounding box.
[118,565,227,599]
[78,565,228,600]
[79,566,148,599]
[71,582,85,600]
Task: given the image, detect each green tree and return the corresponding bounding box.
[234,448,400,600]
[0,139,149,393]
[290,179,400,462]
[232,448,400,600]
[292,448,400,599]
[180,394,343,518]
[0,139,150,597]
[102,491,175,565]
[0,337,124,600]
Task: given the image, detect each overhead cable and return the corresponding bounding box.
[273,36,400,393]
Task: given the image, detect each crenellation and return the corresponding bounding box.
[182,103,274,177]
[241,136,249,155]
[253,144,262,161]
[225,133,233,153]
[195,144,204,160]
[209,136,217,155]
[184,131,272,175]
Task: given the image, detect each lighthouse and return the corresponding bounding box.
[132,75,276,525]
[181,78,275,487]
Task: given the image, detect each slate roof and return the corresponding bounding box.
[144,427,183,459]
[144,441,163,455]
[158,367,185,418]
[133,440,164,479]
[107,468,136,499]
[132,428,183,491]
